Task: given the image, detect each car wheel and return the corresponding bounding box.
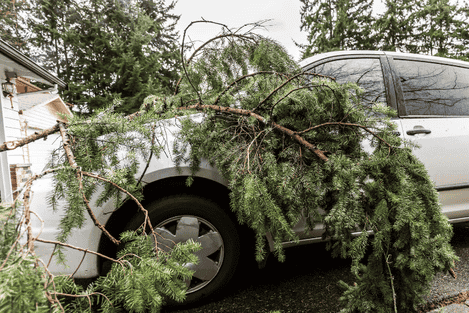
[123,194,241,305]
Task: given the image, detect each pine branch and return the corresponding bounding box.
[58,123,121,245]
[178,103,329,162]
[0,124,60,152]
[213,71,291,106]
[297,121,394,152]
[35,237,122,267]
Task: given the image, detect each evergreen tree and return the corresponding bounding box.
[452,2,469,59]
[374,0,417,52]
[413,0,466,56]
[299,0,375,58]
[169,22,457,311]
[28,0,72,78]
[0,0,30,50]
[29,0,180,114]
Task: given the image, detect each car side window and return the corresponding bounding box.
[310,58,386,107]
[394,60,469,116]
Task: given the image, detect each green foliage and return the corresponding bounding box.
[0,204,17,260]
[299,0,469,59]
[93,231,200,313]
[299,0,375,57]
[28,0,180,114]
[0,204,50,312]
[411,0,466,56]
[0,0,30,50]
[1,101,200,311]
[374,0,418,52]
[0,20,459,312]
[0,255,50,313]
[48,100,167,257]
[167,26,457,311]
[0,208,199,312]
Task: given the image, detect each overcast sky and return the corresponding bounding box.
[171,0,386,62]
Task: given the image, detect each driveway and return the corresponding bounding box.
[166,223,469,313]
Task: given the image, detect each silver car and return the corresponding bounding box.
[31,50,469,305]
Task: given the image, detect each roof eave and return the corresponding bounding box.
[0,39,67,88]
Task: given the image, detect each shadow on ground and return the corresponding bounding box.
[164,241,354,313]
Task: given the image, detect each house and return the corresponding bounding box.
[0,38,67,202]
[16,77,72,175]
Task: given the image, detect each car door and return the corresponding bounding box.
[388,55,469,220]
[288,54,395,244]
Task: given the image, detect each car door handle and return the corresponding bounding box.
[406,128,431,136]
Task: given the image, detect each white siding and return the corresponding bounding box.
[22,104,61,130]
[2,97,23,166]
[27,131,61,175]
[0,95,13,201]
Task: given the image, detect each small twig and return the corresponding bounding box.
[177,103,329,162]
[48,291,113,309]
[243,130,265,173]
[449,268,457,279]
[136,123,156,187]
[47,244,58,268]
[213,71,291,106]
[35,237,122,266]
[29,210,45,245]
[79,171,158,246]
[385,254,398,313]
[296,121,393,151]
[77,170,121,245]
[70,250,87,278]
[252,72,306,112]
[180,21,208,104]
[186,33,258,65]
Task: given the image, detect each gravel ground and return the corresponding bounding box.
[420,222,469,312]
[165,223,469,313]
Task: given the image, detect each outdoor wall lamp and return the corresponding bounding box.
[2,71,17,108]
[2,80,15,97]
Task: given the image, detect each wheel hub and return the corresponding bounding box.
[154,216,224,293]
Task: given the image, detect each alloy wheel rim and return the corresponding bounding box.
[154,215,225,293]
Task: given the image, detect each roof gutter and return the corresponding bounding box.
[0,39,67,88]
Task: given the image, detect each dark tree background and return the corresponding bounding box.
[299,0,469,59]
[3,0,180,114]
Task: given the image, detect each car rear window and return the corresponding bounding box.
[394,59,469,116]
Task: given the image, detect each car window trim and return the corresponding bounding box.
[436,183,469,192]
[302,54,383,72]
[379,55,399,114]
[401,115,469,118]
[384,55,407,117]
[390,54,469,70]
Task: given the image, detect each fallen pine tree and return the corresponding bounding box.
[0,20,458,312]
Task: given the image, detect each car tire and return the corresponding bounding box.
[123,194,241,305]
